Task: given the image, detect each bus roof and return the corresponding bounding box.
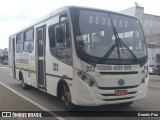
[9,6,138,37]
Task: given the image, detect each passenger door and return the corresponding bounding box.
[37,26,46,88]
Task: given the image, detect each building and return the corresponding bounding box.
[0,48,8,62]
[120,5,160,66]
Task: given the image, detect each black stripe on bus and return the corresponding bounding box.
[101,91,137,96]
[16,68,36,73]
[15,68,72,80]
[103,96,135,101]
[46,73,72,80]
[100,72,138,74]
[99,85,139,90]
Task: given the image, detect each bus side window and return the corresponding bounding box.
[24,28,34,52]
[49,26,55,47]
[16,33,23,53]
[49,22,72,65]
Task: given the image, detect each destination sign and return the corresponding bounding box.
[89,15,128,28]
[16,59,29,64]
[79,10,134,34]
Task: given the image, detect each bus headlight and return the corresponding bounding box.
[77,70,98,87]
[141,63,149,74]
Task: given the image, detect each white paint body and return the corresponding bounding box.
[8,6,149,106]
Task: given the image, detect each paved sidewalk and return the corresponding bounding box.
[149,75,160,83]
[0,64,9,70]
[0,64,8,67]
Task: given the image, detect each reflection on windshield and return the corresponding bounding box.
[76,31,113,57]
[72,9,147,60]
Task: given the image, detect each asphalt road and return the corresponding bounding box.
[0,67,160,120]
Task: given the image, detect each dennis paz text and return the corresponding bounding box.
[138,112,159,117]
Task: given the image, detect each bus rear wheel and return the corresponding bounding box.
[21,77,29,90]
[61,83,75,111]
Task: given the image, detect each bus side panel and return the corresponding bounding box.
[45,18,74,96]
[9,37,16,78]
[14,28,37,87]
[15,69,20,81]
[8,38,12,77]
[45,53,73,97]
[9,52,13,78]
[46,75,59,96]
[45,27,74,96]
[22,70,37,87]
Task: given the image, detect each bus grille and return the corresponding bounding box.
[101,91,137,96]
[99,85,139,90]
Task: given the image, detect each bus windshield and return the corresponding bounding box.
[71,9,147,64]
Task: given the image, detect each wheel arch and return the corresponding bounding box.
[57,79,67,99]
[19,70,23,81]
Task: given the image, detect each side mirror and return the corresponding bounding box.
[55,26,63,43]
[59,13,67,23]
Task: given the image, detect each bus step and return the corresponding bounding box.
[38,87,47,92]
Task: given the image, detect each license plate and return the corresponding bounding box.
[115,89,128,96]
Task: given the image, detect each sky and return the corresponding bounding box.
[0,0,160,49]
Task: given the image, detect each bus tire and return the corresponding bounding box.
[21,75,29,90]
[120,102,133,106]
[61,83,75,111]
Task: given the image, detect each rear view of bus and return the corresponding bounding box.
[70,7,148,108]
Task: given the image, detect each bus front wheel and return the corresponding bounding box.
[61,83,75,111]
[21,77,29,90]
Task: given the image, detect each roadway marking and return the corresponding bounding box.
[0,82,65,120]
[0,67,9,69]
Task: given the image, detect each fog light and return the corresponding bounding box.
[89,81,94,87]
[76,69,98,87]
[141,70,145,74]
[141,78,145,84]
[77,71,81,76]
[82,74,87,80]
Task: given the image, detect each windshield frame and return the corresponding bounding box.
[70,7,148,67]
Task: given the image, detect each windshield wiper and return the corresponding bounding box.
[103,14,138,62]
[103,27,138,62]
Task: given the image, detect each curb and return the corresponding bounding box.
[149,79,160,83]
[149,75,160,83]
[149,82,160,85]
[0,66,9,69]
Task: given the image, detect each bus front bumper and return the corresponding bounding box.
[73,77,148,106]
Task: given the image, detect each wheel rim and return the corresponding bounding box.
[62,84,72,107]
[21,80,24,86]
[21,80,25,88]
[23,82,25,88]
